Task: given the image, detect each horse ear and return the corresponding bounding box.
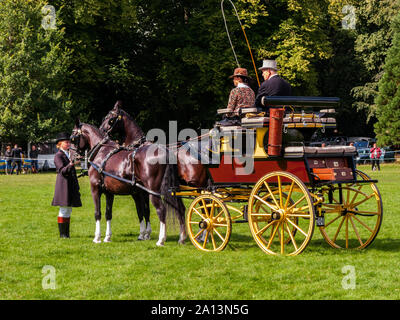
[75,117,81,128]
[114,100,123,110]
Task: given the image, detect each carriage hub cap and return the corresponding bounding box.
[272,209,286,221]
[199,220,209,229]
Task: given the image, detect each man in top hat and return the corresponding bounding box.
[253,59,292,110]
[226,67,255,117]
[51,132,82,238]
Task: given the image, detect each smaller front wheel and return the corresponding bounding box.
[186,195,232,252]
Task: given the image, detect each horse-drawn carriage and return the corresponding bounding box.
[76,96,382,256]
[172,96,382,256]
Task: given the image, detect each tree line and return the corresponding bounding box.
[0,0,399,147]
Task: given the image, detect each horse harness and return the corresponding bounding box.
[73,129,161,197]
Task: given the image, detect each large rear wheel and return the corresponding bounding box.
[248,171,315,256]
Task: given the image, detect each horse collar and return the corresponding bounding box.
[87,136,109,162]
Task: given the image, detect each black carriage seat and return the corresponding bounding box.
[284,145,357,158]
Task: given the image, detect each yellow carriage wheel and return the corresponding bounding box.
[186,195,232,252]
[319,170,382,249]
[248,171,315,256]
[253,191,297,245]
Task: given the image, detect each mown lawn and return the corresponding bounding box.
[0,164,400,300]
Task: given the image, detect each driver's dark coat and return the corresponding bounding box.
[51,150,82,207]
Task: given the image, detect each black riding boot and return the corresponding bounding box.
[58,219,70,238]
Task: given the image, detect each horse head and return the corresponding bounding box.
[71,121,105,155]
[100,101,144,145]
[99,101,125,136]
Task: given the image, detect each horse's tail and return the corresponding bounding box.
[160,162,185,223]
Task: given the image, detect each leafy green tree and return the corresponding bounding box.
[351,0,400,121]
[374,12,400,147]
[0,0,72,143]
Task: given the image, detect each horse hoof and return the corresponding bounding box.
[104,236,111,243]
[93,237,102,244]
[178,240,185,245]
[138,234,145,241]
[144,234,151,240]
[156,241,165,247]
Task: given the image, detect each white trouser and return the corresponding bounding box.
[58,206,72,218]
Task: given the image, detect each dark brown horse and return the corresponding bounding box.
[99,102,208,187]
[71,121,186,246]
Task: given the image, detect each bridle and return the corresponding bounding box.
[101,110,123,136]
[100,109,147,149]
[70,126,109,161]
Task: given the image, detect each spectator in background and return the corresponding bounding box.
[11,144,22,175]
[370,143,382,171]
[349,142,358,158]
[29,145,39,173]
[5,145,12,175]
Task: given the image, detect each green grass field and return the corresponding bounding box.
[1,164,400,300]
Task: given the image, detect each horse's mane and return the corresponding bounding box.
[83,123,118,147]
[119,108,144,135]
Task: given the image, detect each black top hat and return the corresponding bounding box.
[55,132,71,143]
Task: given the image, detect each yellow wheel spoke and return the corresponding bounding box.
[284,181,295,209]
[352,194,375,207]
[210,231,217,250]
[349,185,363,206]
[264,181,280,208]
[278,176,283,208]
[251,212,273,217]
[291,205,311,214]
[254,194,279,211]
[213,223,228,227]
[267,223,280,249]
[325,214,341,227]
[193,207,206,220]
[193,228,205,240]
[333,216,346,243]
[287,195,306,211]
[350,216,363,246]
[286,222,298,251]
[286,218,308,237]
[352,215,374,233]
[209,200,216,219]
[256,220,275,236]
[201,199,209,217]
[213,228,226,242]
[202,230,210,249]
[214,208,224,220]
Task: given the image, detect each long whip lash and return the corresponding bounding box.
[221,0,260,86]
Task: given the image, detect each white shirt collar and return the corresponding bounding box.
[237,82,249,88]
[268,74,278,80]
[61,148,70,160]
